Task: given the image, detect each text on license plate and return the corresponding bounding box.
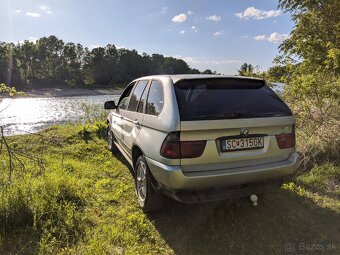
[221,137,264,151]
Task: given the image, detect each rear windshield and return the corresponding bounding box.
[174,78,292,121]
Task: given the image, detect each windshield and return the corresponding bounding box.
[174,78,292,121]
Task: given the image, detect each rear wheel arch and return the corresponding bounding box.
[132,145,160,189]
[132,145,144,169]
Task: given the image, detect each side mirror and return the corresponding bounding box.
[104,101,116,109]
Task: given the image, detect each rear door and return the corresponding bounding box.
[174,78,295,173]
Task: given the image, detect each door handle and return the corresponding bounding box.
[133,120,141,129]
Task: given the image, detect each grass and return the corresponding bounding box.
[0,123,339,254]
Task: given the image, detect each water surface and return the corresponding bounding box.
[0,95,119,136]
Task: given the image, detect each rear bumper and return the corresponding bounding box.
[146,152,299,191]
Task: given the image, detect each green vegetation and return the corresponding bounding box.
[277,0,339,169]
[0,124,339,254]
[0,0,339,253]
[0,83,24,98]
[240,0,339,168]
[0,37,213,90]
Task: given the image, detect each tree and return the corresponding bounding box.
[265,65,291,82]
[238,63,254,76]
[202,69,214,74]
[35,36,65,83]
[62,43,85,85]
[0,35,218,88]
[0,42,21,87]
[278,0,340,73]
[278,0,340,162]
[117,49,144,83]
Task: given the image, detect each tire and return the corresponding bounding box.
[107,127,116,153]
[135,155,163,212]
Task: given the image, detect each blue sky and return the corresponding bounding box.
[0,0,294,74]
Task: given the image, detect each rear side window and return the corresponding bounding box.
[127,80,148,111]
[174,78,292,121]
[137,83,150,113]
[146,80,164,116]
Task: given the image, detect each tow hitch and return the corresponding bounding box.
[250,194,258,206]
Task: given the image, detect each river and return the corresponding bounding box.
[0,95,120,136]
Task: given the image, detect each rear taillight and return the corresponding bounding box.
[180,140,207,158]
[160,132,207,159]
[275,126,295,149]
[160,132,180,159]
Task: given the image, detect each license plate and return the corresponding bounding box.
[221,137,264,152]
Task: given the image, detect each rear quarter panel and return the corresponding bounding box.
[135,76,181,165]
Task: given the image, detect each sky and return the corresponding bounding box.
[0,0,294,75]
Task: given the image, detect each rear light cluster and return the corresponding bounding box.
[160,132,206,159]
[275,125,296,149]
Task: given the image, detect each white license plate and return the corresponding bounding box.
[221,137,264,152]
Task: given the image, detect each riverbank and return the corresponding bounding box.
[0,123,339,254]
[0,87,123,98]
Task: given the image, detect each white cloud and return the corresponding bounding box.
[172,13,187,23]
[267,32,289,43]
[236,7,280,20]
[180,56,241,65]
[187,10,193,16]
[213,31,224,36]
[254,32,290,43]
[116,45,127,49]
[254,35,266,41]
[191,26,198,32]
[89,44,102,50]
[180,30,186,34]
[26,12,41,17]
[206,15,221,22]
[181,57,201,64]
[17,37,38,44]
[40,5,52,15]
[161,7,167,14]
[205,59,242,64]
[15,9,23,14]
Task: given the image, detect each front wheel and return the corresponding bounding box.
[135,155,163,211]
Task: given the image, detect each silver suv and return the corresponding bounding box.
[104,75,298,211]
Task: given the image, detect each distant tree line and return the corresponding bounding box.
[237,62,291,82]
[0,35,216,89]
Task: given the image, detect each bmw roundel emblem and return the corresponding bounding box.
[240,128,249,136]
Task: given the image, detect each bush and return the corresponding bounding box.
[283,69,340,170]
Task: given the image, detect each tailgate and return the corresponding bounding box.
[180,116,295,173]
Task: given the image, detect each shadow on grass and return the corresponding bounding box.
[111,149,134,177]
[148,190,340,255]
[1,229,39,255]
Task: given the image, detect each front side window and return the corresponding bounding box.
[127,80,148,111]
[146,80,164,116]
[118,83,134,110]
